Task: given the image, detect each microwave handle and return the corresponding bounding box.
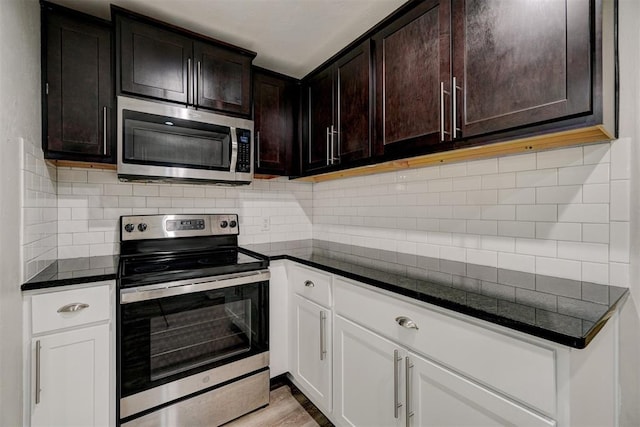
[230,127,238,173]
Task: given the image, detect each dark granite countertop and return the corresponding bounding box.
[21,255,119,291]
[243,239,629,349]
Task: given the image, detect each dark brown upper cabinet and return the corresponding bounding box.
[253,68,298,176]
[115,10,255,117]
[451,0,593,140]
[42,2,114,163]
[372,0,451,159]
[303,40,372,173]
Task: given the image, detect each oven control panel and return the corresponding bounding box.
[120,214,239,240]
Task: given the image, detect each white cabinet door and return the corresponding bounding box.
[408,351,555,427]
[31,324,110,427]
[334,315,404,427]
[293,294,332,411]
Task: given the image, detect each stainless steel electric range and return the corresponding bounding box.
[117,214,270,426]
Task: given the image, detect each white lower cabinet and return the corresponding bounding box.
[292,293,332,411]
[24,281,114,427]
[31,324,110,427]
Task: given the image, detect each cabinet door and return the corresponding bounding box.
[118,16,191,104]
[31,324,110,427]
[373,0,451,157]
[304,66,334,172]
[293,295,332,411]
[253,70,296,175]
[451,0,591,139]
[334,315,404,427]
[44,7,113,161]
[335,40,372,164]
[408,351,555,427]
[194,41,252,116]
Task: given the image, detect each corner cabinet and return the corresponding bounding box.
[253,68,298,176]
[41,3,114,163]
[302,40,372,173]
[23,282,114,427]
[115,10,255,117]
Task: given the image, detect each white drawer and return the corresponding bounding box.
[289,264,331,307]
[334,277,557,417]
[32,285,111,334]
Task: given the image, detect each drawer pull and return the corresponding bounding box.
[304,280,315,288]
[395,316,419,330]
[57,303,90,313]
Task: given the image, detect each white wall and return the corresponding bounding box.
[0,0,41,424]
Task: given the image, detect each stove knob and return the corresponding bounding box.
[124,223,135,233]
[137,223,148,232]
[229,220,237,228]
[220,221,229,229]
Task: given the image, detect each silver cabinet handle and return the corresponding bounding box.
[452,76,461,139]
[256,131,261,168]
[405,356,414,426]
[57,302,89,313]
[102,106,108,155]
[326,127,331,166]
[320,310,327,361]
[197,61,201,106]
[440,82,451,142]
[395,316,419,330]
[35,340,41,405]
[187,58,192,105]
[331,124,339,164]
[304,280,315,288]
[393,349,403,418]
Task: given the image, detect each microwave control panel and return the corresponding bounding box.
[236,129,251,173]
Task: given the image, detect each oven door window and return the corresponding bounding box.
[122,110,231,171]
[120,281,268,397]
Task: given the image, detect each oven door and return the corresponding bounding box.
[118,270,269,420]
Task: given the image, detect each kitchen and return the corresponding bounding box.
[1,0,640,425]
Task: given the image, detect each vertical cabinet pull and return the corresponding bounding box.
[452,76,461,139]
[393,349,403,418]
[326,127,331,166]
[187,58,192,105]
[102,106,108,155]
[35,340,41,405]
[439,82,451,142]
[331,125,339,164]
[320,310,327,360]
[405,356,414,426]
[256,131,261,168]
[197,61,202,106]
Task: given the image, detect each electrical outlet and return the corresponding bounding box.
[261,216,270,232]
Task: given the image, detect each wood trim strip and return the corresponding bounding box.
[295,126,612,183]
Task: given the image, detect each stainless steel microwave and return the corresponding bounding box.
[117,96,253,184]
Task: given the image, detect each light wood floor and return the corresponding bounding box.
[225,385,319,427]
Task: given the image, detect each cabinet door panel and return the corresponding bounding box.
[293,295,332,410]
[409,352,555,427]
[336,40,372,164]
[119,17,190,103]
[304,67,334,171]
[334,315,403,427]
[452,0,591,138]
[253,71,295,175]
[45,10,112,159]
[195,42,252,116]
[31,324,110,427]
[374,0,450,156]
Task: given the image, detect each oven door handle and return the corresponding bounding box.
[120,269,270,304]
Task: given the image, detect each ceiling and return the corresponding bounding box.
[48,0,409,79]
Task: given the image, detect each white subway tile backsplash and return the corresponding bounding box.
[558,163,610,185]
[498,188,536,205]
[535,186,582,204]
[610,180,630,221]
[535,257,581,281]
[498,153,536,172]
[610,138,630,180]
[481,205,516,221]
[467,158,498,176]
[133,185,160,197]
[466,189,498,205]
[439,163,467,178]
[497,252,535,273]
[104,183,132,196]
[610,222,630,263]
[609,262,629,287]
[557,241,609,263]
[582,223,609,244]
[482,173,515,189]
[452,176,481,191]
[498,221,536,238]
[516,205,557,222]
[515,238,557,257]
[536,222,582,242]
[582,262,609,285]
[516,169,558,187]
[583,143,610,165]
[558,203,609,223]
[582,183,610,203]
[536,146,583,169]
[467,220,498,236]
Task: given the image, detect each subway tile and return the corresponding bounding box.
[516,170,557,188]
[104,184,132,196]
[453,206,482,220]
[87,170,118,184]
[497,268,535,289]
[558,163,610,185]
[451,233,480,249]
[467,220,497,236]
[439,191,466,205]
[535,222,581,242]
[481,281,516,302]
[498,221,535,238]
[516,205,557,222]
[609,262,629,287]
[558,204,609,223]
[439,163,467,178]
[72,183,103,196]
[582,223,609,244]
[498,153,536,173]
[133,185,160,197]
[557,241,609,263]
[515,238,557,257]
[467,249,497,268]
[57,169,87,183]
[582,143,610,165]
[428,178,453,192]
[466,189,498,205]
[498,188,536,205]
[536,146,583,169]
[581,262,609,285]
[119,196,147,208]
[535,258,582,282]
[481,173,515,189]
[480,236,515,253]
[439,219,466,233]
[440,246,466,263]
[481,205,515,221]
[582,183,609,203]
[610,222,630,263]
[535,186,581,204]
[610,137,630,179]
[452,176,481,191]
[467,158,498,176]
